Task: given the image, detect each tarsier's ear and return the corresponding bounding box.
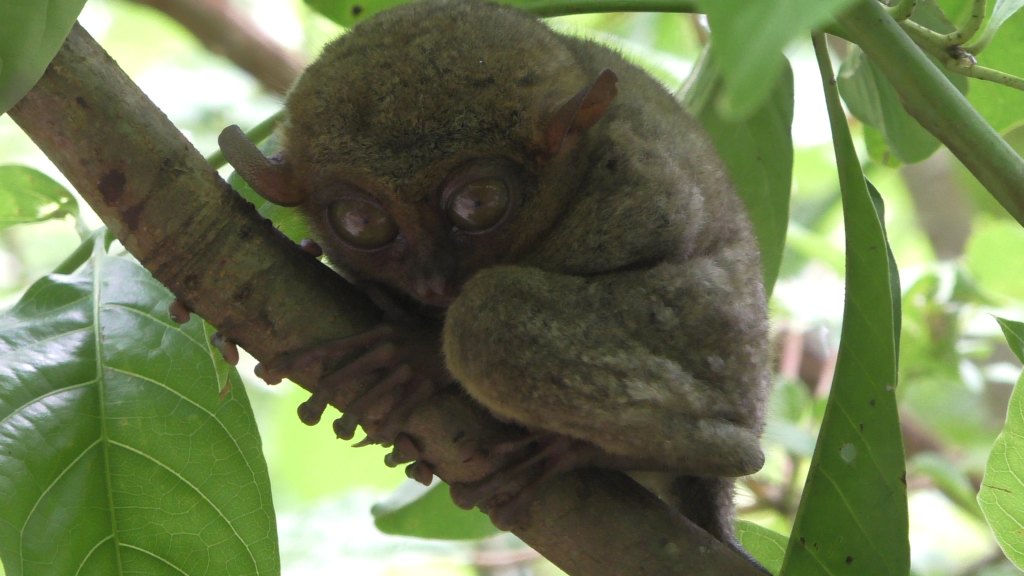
[543,68,618,156]
[218,125,306,206]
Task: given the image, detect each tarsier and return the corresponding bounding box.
[220,0,770,560]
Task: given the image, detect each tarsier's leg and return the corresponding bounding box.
[443,257,770,517]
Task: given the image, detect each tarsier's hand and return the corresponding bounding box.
[256,323,450,446]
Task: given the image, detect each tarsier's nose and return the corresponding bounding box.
[412,273,457,307]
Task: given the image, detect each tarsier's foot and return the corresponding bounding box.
[255,323,448,447]
[383,433,436,486]
[169,298,192,324]
[450,433,603,529]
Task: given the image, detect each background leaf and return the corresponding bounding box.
[782,37,909,575]
[969,0,1024,52]
[977,318,1024,570]
[372,481,497,541]
[0,0,87,113]
[838,48,943,164]
[0,242,279,576]
[0,165,78,229]
[968,10,1024,133]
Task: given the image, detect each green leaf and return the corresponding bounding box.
[701,0,860,120]
[968,11,1024,133]
[0,165,78,229]
[782,36,908,575]
[970,0,1024,52]
[303,0,409,27]
[977,321,1024,570]
[996,317,1024,364]
[736,521,787,575]
[691,54,793,297]
[838,48,942,164]
[0,0,87,113]
[0,241,279,576]
[372,481,498,540]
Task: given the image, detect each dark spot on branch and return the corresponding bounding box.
[123,204,143,231]
[183,273,199,290]
[75,96,89,109]
[99,169,126,204]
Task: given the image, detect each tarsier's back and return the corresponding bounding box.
[232,0,770,566]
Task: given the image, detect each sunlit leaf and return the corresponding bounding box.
[0,0,87,113]
[0,165,78,229]
[782,37,908,576]
[701,0,859,120]
[977,317,1024,571]
[372,480,497,540]
[996,317,1024,363]
[0,241,279,575]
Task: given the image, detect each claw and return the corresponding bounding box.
[352,434,377,448]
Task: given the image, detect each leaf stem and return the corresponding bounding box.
[837,0,1024,228]
[886,0,918,21]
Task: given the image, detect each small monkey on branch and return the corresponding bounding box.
[220,0,771,563]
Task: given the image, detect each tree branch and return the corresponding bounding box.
[8,23,763,576]
[836,0,1024,228]
[127,0,304,95]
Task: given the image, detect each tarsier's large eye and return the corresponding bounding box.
[442,161,520,233]
[328,198,398,249]
[446,178,509,232]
